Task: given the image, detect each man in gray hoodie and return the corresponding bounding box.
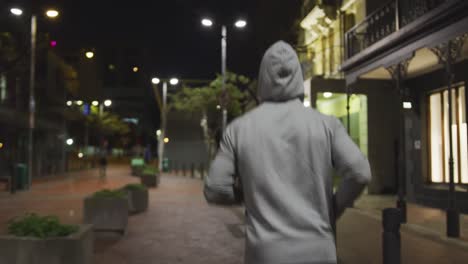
[204,41,371,264]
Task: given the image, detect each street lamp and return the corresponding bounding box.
[85,51,94,59]
[151,77,179,171]
[66,101,73,106]
[104,100,112,107]
[66,138,74,146]
[169,78,179,85]
[45,9,59,18]
[10,6,61,188]
[234,19,247,28]
[10,8,23,16]
[152,77,161,85]
[201,18,213,27]
[201,17,247,130]
[92,101,99,107]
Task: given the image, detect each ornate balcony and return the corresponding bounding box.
[345,0,449,59]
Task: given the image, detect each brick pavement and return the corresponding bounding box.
[1,166,468,263]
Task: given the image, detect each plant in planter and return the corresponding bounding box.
[131,158,145,177]
[122,184,149,214]
[0,214,93,264]
[140,166,159,188]
[83,189,129,234]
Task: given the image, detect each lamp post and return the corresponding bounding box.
[151,77,179,171]
[10,7,60,189]
[201,17,247,131]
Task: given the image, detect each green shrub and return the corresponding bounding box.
[123,183,147,191]
[142,165,158,176]
[92,189,127,199]
[8,214,79,238]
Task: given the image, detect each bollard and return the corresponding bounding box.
[200,163,205,180]
[191,163,195,178]
[383,208,401,264]
[182,164,186,176]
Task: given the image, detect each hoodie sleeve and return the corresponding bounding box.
[204,127,239,205]
[331,118,371,219]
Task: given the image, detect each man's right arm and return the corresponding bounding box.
[331,118,371,219]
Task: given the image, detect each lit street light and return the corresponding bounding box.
[201,18,213,27]
[133,66,139,73]
[45,9,59,18]
[10,8,23,16]
[152,77,161,85]
[92,101,99,106]
[235,19,247,28]
[66,101,73,106]
[169,78,179,85]
[104,100,112,107]
[76,100,83,106]
[85,51,94,59]
[201,17,247,130]
[66,138,74,146]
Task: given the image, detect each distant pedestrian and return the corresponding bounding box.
[204,41,371,264]
[99,155,107,180]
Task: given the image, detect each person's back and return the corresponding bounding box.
[204,41,371,264]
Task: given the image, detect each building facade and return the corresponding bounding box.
[339,0,468,235]
[298,0,400,194]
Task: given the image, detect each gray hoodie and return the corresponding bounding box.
[204,41,371,264]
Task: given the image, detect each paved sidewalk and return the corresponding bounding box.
[1,166,468,263]
[354,195,468,243]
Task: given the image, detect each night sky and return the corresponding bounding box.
[3,0,302,79]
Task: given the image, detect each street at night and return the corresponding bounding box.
[1,0,468,263]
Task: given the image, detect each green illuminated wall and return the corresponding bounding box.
[316,93,368,156]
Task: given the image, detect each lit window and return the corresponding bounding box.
[429,86,468,184]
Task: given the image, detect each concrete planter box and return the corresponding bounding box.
[140,174,159,188]
[83,196,128,234]
[0,225,93,264]
[124,188,149,214]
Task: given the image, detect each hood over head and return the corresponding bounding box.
[257,41,304,102]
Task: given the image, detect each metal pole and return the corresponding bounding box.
[99,104,103,116]
[28,15,37,189]
[396,63,407,223]
[446,40,460,238]
[346,86,351,134]
[221,25,228,131]
[158,82,168,172]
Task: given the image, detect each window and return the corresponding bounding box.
[429,86,468,184]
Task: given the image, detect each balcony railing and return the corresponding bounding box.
[345,0,449,59]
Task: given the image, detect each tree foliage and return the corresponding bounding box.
[170,72,257,125]
[86,112,131,136]
[169,72,258,157]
